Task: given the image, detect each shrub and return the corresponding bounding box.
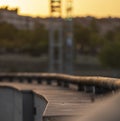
[99,41,120,69]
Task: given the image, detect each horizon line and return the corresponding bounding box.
[1,5,120,19]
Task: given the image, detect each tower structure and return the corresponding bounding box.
[49,0,63,73]
[64,0,74,74]
[49,0,73,74]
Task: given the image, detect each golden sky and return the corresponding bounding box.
[0,0,120,18]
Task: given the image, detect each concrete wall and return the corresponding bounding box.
[34,94,48,121]
[14,90,23,121]
[0,87,47,121]
[0,87,22,121]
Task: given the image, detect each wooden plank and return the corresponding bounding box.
[0,82,98,117]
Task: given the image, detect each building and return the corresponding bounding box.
[98,17,120,35]
[74,16,120,35]
[1,6,120,34]
[0,6,35,30]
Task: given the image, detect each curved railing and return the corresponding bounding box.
[0,73,120,94]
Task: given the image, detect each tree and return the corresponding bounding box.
[74,20,103,55]
[99,41,120,69]
[0,22,49,55]
[74,24,91,54]
[99,26,120,69]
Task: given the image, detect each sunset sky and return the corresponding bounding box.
[0,0,120,18]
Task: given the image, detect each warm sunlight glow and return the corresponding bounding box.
[0,0,120,18]
[74,0,120,18]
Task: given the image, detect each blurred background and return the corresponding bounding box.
[0,0,120,78]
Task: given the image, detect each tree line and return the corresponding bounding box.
[0,22,48,56]
[0,20,120,69]
[74,19,120,69]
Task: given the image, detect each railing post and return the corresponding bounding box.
[57,80,62,86]
[84,86,87,92]
[78,84,84,91]
[0,77,3,82]
[37,78,42,84]
[46,79,52,85]
[63,81,69,88]
[91,86,96,102]
[19,77,24,83]
[92,86,96,95]
[27,77,32,83]
[9,77,13,82]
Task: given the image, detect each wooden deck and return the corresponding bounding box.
[0,73,119,121]
[0,82,100,118]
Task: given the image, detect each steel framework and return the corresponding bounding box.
[64,0,74,74]
[49,0,73,74]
